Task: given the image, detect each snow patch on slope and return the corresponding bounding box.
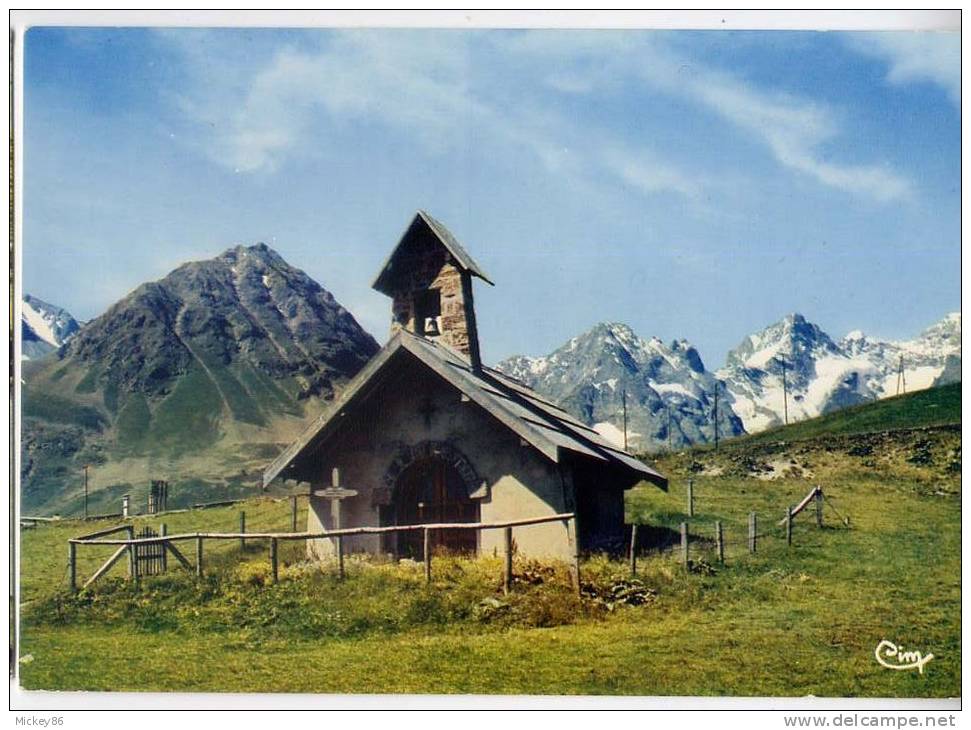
[593,421,641,448]
[23,301,59,346]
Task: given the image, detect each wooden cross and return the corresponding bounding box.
[312,467,358,529]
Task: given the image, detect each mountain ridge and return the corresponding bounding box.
[21,243,379,515]
[720,311,961,432]
[498,312,960,451]
[496,321,745,452]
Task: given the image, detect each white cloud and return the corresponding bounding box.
[511,32,914,203]
[603,147,702,201]
[847,32,960,104]
[667,64,912,202]
[163,29,702,204]
[161,29,916,204]
[199,33,485,172]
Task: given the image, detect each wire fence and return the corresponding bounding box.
[627,485,850,574]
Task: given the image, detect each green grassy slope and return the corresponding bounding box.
[16,387,961,697]
[20,357,323,516]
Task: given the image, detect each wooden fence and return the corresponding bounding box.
[68,512,578,596]
[628,485,848,577]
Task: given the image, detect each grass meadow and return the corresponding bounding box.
[16,387,961,697]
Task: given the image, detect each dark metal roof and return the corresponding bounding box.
[371,210,494,296]
[263,330,667,490]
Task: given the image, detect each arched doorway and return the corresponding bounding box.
[389,457,480,559]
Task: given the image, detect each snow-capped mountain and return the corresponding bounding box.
[21,294,81,359]
[497,313,960,447]
[839,313,960,394]
[496,322,744,452]
[719,312,961,432]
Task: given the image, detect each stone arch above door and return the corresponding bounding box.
[377,440,489,507]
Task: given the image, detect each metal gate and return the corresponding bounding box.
[135,526,166,575]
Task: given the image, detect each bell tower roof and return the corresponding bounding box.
[371,210,494,296]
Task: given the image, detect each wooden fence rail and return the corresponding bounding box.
[70,513,576,546]
[777,485,823,526]
[74,524,134,541]
[68,512,577,595]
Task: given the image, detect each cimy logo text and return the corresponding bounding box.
[874,639,934,675]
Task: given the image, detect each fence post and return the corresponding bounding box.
[503,527,513,594]
[423,528,431,583]
[629,523,638,577]
[160,523,168,572]
[680,522,689,570]
[748,512,757,554]
[126,526,134,579]
[196,535,203,578]
[715,521,724,563]
[815,487,824,528]
[68,543,77,593]
[270,538,279,584]
[337,535,345,580]
[239,511,246,551]
[687,479,694,517]
[572,515,582,597]
[290,495,298,532]
[786,506,793,547]
[130,536,140,590]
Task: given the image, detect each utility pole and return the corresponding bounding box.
[713,387,719,451]
[897,355,906,395]
[667,406,673,453]
[83,464,89,520]
[622,389,628,451]
[780,359,789,426]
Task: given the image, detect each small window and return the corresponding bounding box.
[415,289,442,336]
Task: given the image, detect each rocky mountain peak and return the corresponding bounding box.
[21,294,81,360]
[60,244,378,405]
[918,312,961,346]
[724,313,838,375]
[218,241,282,265]
[496,322,743,451]
[721,311,960,433]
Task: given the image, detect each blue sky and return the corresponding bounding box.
[23,27,960,367]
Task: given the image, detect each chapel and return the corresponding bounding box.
[264,211,667,560]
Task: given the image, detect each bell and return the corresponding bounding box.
[424,317,441,336]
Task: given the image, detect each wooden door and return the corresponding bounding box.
[393,458,479,559]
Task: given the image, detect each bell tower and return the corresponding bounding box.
[372,211,493,373]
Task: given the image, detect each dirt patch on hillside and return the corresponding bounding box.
[658,424,960,484]
[753,458,815,481]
